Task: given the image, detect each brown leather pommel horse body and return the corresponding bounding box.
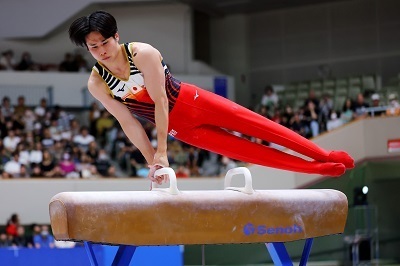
[49,167,348,266]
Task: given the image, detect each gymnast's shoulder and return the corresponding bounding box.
[87,71,109,96]
[129,42,163,61]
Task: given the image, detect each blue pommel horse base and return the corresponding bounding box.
[49,167,348,265]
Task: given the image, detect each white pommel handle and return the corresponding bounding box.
[224,167,254,194]
[152,167,180,195]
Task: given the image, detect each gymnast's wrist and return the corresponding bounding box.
[156,144,167,153]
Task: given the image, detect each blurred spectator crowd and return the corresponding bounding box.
[0,93,240,179]
[1,47,399,179]
[256,85,400,140]
[0,49,89,72]
[0,213,73,249]
[0,86,399,180]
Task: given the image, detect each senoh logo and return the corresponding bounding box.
[243,223,303,236]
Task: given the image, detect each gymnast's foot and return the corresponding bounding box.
[318,162,346,177]
[327,151,355,169]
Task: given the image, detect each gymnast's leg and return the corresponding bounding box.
[178,125,345,176]
[194,88,354,168]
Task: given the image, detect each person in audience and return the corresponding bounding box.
[2,152,22,178]
[22,109,36,133]
[40,149,62,177]
[76,153,99,178]
[86,140,99,163]
[16,52,39,71]
[95,149,116,177]
[9,113,25,135]
[26,224,40,248]
[260,85,279,114]
[257,105,270,119]
[29,141,43,168]
[198,152,220,176]
[51,140,65,162]
[48,119,62,142]
[33,225,55,249]
[68,11,354,182]
[70,144,83,164]
[95,110,114,147]
[59,52,78,72]
[0,146,10,170]
[303,101,320,138]
[59,127,71,142]
[30,165,43,178]
[0,232,12,247]
[289,111,308,138]
[59,152,79,178]
[19,164,30,178]
[5,213,20,238]
[111,128,128,159]
[117,143,146,177]
[352,93,369,120]
[51,105,72,132]
[73,53,90,72]
[14,96,28,118]
[0,50,16,70]
[319,93,333,132]
[281,105,294,128]
[171,143,188,167]
[370,93,385,117]
[73,126,95,152]
[12,226,31,247]
[1,96,14,121]
[24,131,35,149]
[175,164,190,178]
[3,129,21,153]
[341,98,354,124]
[270,108,282,124]
[327,110,343,131]
[41,127,55,151]
[0,109,7,138]
[219,156,238,176]
[68,119,81,137]
[15,142,30,167]
[304,89,320,111]
[386,93,400,116]
[34,98,48,122]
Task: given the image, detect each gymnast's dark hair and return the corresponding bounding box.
[69,11,118,47]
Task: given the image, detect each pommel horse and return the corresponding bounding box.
[49,167,348,266]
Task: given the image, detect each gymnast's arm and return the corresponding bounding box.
[131,43,169,169]
[87,72,155,166]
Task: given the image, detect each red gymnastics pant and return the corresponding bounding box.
[168,83,354,176]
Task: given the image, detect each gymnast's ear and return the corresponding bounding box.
[114,33,120,42]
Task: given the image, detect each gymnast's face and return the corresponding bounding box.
[85,31,120,62]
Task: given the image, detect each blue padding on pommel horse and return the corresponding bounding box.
[84,242,183,266]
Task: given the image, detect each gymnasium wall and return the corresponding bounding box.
[0,3,194,74]
[0,72,235,107]
[210,0,400,106]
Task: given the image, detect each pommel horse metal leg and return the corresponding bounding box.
[84,241,137,266]
[49,167,348,266]
[266,238,314,266]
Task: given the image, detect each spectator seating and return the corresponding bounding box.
[277,74,387,111]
